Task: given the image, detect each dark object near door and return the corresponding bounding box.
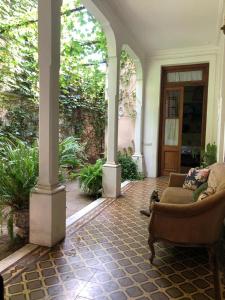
[0,274,4,300]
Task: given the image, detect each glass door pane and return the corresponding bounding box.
[181,86,204,169]
[164,90,180,146]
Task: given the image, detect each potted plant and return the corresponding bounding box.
[201,143,217,167]
[0,136,38,239]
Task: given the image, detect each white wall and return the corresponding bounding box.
[143,46,221,177]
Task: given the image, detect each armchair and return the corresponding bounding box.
[148,172,225,300]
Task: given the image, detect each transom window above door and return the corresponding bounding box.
[167,70,203,82]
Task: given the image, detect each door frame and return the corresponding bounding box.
[158,63,209,176]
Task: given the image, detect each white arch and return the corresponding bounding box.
[122,44,143,81]
[80,0,117,57]
[121,44,145,173]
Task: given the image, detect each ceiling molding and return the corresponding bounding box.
[216,0,225,44]
[147,45,220,60]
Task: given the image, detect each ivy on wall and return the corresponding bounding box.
[0,0,136,160]
[119,51,136,119]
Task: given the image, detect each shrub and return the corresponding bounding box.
[79,159,103,197]
[118,152,142,181]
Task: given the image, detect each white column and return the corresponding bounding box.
[103,55,121,197]
[30,0,66,247]
[218,41,225,163]
[132,67,145,173]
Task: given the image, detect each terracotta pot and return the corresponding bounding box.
[14,209,29,239]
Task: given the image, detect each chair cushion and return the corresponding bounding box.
[160,187,194,204]
[183,167,210,191]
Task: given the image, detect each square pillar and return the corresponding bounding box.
[132,154,145,174]
[30,186,66,247]
[103,163,121,198]
[103,54,121,197]
[30,0,66,247]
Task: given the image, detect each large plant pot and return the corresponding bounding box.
[14,209,29,239]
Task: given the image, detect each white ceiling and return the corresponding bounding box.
[106,0,222,53]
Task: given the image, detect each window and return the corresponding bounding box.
[167,70,203,82]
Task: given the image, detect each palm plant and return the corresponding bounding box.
[59,136,86,170]
[0,136,38,211]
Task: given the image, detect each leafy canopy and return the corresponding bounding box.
[0,0,107,143]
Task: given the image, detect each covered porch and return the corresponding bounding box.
[1,0,225,299]
[30,0,225,248]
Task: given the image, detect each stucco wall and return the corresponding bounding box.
[143,46,221,177]
[118,117,135,151]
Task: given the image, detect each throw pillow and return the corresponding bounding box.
[192,182,208,202]
[183,167,210,191]
[198,186,215,201]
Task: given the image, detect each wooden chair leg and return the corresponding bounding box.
[148,236,155,264]
[208,245,222,300]
[0,274,4,300]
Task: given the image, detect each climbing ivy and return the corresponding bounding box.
[119,50,136,119]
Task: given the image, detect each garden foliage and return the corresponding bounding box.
[79,152,143,197]
[0,135,85,210]
[79,159,103,197]
[0,0,107,157]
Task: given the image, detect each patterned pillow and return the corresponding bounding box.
[183,167,210,191]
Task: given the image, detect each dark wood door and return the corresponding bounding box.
[160,87,184,176]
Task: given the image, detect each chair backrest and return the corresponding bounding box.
[208,163,225,192]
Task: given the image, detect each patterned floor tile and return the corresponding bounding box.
[3,178,224,299]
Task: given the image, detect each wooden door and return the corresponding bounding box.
[160,87,184,176]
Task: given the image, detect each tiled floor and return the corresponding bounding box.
[3,178,225,300]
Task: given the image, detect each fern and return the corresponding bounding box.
[79,159,103,197]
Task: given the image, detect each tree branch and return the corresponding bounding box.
[0,6,86,34]
[81,60,106,66]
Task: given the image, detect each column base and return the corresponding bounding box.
[132,154,145,174]
[29,185,66,247]
[103,163,121,198]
